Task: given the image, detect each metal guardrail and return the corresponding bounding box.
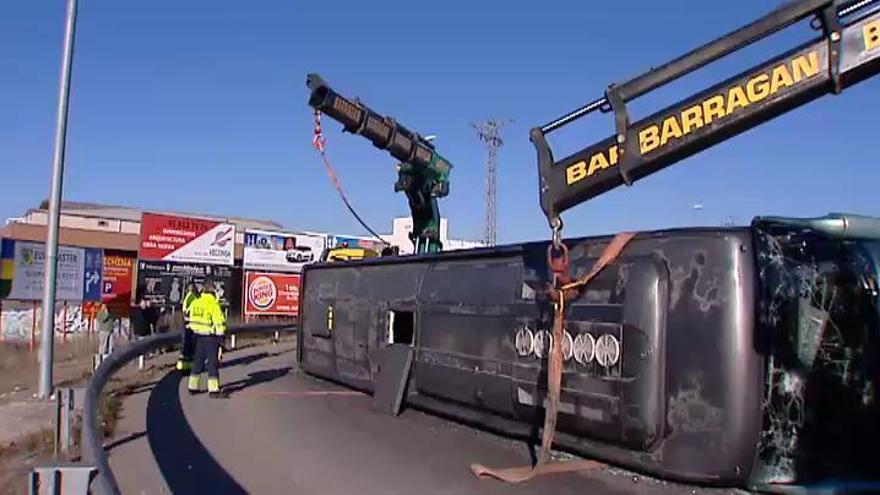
[79,323,296,495]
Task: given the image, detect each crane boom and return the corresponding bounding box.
[306,74,452,253]
[531,0,880,229]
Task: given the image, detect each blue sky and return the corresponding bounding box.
[1,0,878,243]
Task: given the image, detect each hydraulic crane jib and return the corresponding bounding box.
[306,73,452,254]
[306,73,453,180]
[530,0,880,229]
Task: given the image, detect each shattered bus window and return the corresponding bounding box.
[753,225,880,484]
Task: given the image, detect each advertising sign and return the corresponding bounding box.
[136,260,233,307]
[83,248,103,302]
[139,213,235,266]
[243,230,326,273]
[1,238,13,299]
[102,254,134,312]
[7,241,85,301]
[330,235,384,252]
[244,272,300,316]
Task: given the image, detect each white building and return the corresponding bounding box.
[383,217,484,255]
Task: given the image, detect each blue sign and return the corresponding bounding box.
[83,248,103,302]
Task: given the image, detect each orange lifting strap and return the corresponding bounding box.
[471,231,636,483]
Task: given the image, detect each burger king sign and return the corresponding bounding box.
[244,272,300,316]
[248,276,277,311]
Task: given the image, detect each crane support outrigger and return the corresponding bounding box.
[532,0,880,234]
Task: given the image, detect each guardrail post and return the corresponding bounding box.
[62,388,72,453]
[54,392,62,456]
[31,464,96,495]
[54,388,77,454]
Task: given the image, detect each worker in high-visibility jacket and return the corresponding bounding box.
[187,279,227,398]
[176,282,200,372]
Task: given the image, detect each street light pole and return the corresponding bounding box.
[39,0,79,399]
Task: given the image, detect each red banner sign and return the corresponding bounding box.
[139,213,234,266]
[102,254,134,314]
[244,272,300,316]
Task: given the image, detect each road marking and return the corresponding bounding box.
[236,390,365,398]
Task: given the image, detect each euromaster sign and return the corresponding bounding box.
[244,272,300,316]
[3,241,88,301]
[139,213,234,266]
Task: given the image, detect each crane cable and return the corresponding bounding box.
[312,110,388,245]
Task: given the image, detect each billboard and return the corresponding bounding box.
[243,230,326,273]
[139,213,235,266]
[102,254,134,312]
[1,239,14,299]
[135,260,233,307]
[5,241,86,301]
[244,272,300,316]
[330,235,384,252]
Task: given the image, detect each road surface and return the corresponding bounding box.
[107,341,741,494]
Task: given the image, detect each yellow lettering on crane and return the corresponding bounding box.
[587,152,610,177]
[566,161,588,185]
[770,64,795,94]
[726,86,751,114]
[639,126,661,154]
[792,51,820,81]
[702,95,727,124]
[865,19,880,51]
[680,105,705,134]
[564,145,620,185]
[746,74,771,103]
[564,51,822,188]
[659,115,683,147]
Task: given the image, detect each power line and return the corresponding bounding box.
[473,119,509,246]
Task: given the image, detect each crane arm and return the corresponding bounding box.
[306,74,452,253]
[532,0,880,229]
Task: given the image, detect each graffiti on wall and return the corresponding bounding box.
[0,301,35,341]
[0,301,128,342]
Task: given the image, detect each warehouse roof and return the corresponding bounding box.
[33,200,284,231]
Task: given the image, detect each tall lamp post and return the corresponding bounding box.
[39,0,79,399]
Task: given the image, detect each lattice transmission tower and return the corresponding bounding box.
[473,119,508,246]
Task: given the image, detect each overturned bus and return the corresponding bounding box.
[299,0,880,489]
[298,217,880,488]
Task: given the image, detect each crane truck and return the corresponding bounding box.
[298,0,880,490]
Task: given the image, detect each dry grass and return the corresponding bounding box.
[0,429,57,495]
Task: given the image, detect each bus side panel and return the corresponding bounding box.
[414,257,523,417]
[299,262,430,391]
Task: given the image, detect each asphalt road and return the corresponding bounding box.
[107,341,742,495]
